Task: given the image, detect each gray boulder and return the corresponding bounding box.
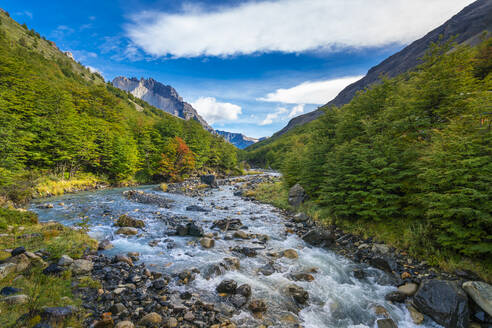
[302,229,334,247]
[462,281,492,316]
[288,184,308,207]
[413,280,469,328]
[200,174,218,188]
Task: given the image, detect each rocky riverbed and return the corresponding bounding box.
[7,173,489,328]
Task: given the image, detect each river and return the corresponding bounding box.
[30,175,438,328]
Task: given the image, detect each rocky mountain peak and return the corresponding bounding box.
[112,76,213,132]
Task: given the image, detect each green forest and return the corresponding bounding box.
[0,11,238,205]
[245,37,492,266]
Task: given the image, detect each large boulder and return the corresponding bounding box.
[70,259,93,275]
[116,227,138,235]
[115,215,145,228]
[288,184,308,207]
[462,281,492,316]
[201,174,218,188]
[302,230,334,247]
[413,280,469,328]
[216,279,237,294]
[369,257,397,273]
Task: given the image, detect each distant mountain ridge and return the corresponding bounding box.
[215,130,260,149]
[112,77,213,132]
[273,0,492,137]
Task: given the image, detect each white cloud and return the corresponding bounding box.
[125,0,473,58]
[259,76,363,105]
[260,107,288,126]
[191,97,242,124]
[288,104,305,118]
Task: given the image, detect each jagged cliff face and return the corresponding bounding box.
[112,77,213,131]
[215,130,259,149]
[273,0,492,137]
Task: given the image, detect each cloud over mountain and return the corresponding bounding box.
[126,0,474,58]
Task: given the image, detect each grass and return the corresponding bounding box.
[0,208,98,327]
[34,174,106,198]
[248,181,292,211]
[251,181,492,282]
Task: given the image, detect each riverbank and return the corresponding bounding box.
[0,207,97,327]
[243,179,492,283]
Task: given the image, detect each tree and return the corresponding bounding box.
[158,137,195,181]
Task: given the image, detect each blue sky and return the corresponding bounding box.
[3,0,474,138]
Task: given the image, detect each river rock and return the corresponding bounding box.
[115,321,134,328]
[369,257,396,273]
[41,306,75,324]
[212,218,242,231]
[116,227,138,235]
[372,244,390,254]
[1,286,21,296]
[58,255,73,266]
[114,255,133,266]
[200,237,215,248]
[398,283,418,296]
[43,263,65,276]
[115,214,145,228]
[217,279,237,294]
[71,259,93,275]
[123,190,173,208]
[11,246,26,257]
[462,281,492,316]
[353,268,366,279]
[249,299,267,313]
[94,312,114,328]
[258,262,276,276]
[302,230,334,247]
[376,318,398,328]
[7,253,31,272]
[139,312,162,327]
[231,294,248,308]
[407,304,425,325]
[186,205,211,212]
[293,213,309,223]
[98,239,113,250]
[237,284,252,298]
[385,291,406,303]
[231,246,257,257]
[2,294,29,305]
[233,230,249,239]
[110,303,127,315]
[282,249,299,259]
[286,284,309,305]
[288,184,308,207]
[167,317,178,328]
[0,263,17,280]
[413,279,469,328]
[290,272,315,282]
[201,174,218,188]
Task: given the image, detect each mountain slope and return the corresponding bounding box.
[0,10,238,204]
[113,77,213,132]
[215,130,259,149]
[273,0,492,137]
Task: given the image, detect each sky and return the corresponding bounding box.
[3,0,475,138]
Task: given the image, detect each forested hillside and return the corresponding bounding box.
[245,37,492,266]
[0,10,238,204]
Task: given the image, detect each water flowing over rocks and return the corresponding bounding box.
[29,173,489,328]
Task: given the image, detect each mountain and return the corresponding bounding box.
[112,77,213,132]
[215,130,260,149]
[273,0,492,137]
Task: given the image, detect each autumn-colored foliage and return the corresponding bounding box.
[158,137,196,181]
